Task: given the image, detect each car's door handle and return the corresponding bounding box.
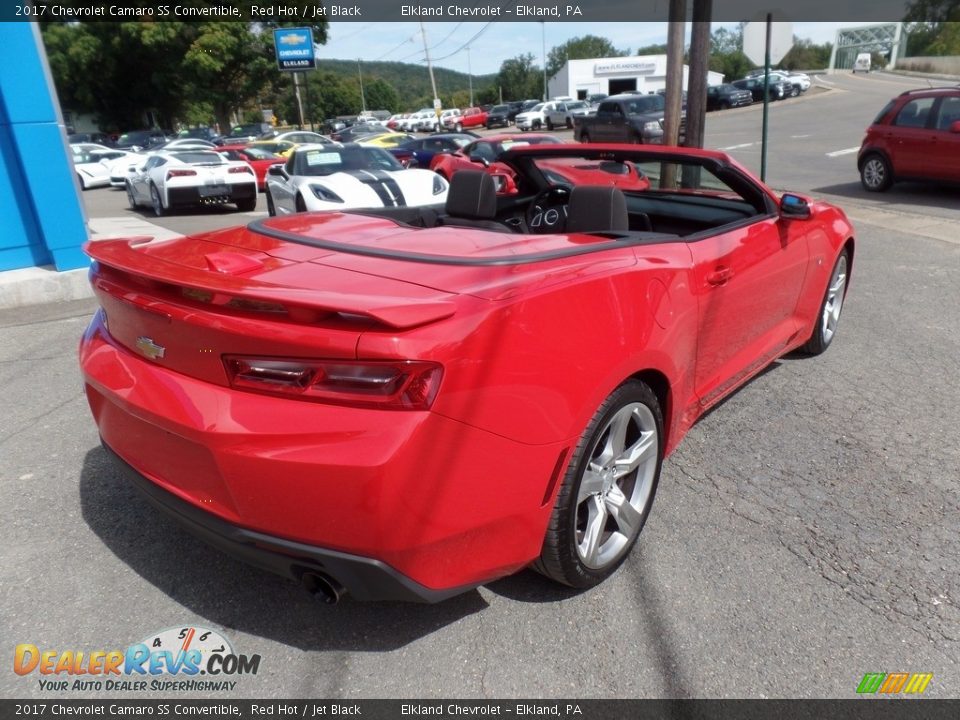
[707,267,734,285]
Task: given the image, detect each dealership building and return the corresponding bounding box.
[548,55,725,99]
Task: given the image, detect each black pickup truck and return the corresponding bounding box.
[574,93,682,144]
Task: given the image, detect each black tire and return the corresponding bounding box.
[455,122,463,132]
[266,190,276,217]
[546,118,554,131]
[534,120,541,130]
[236,196,256,212]
[149,183,165,217]
[126,181,137,209]
[295,193,307,213]
[799,250,850,356]
[580,132,591,144]
[860,153,893,192]
[535,380,663,589]
[565,117,573,129]
[719,100,730,110]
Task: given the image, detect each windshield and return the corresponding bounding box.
[492,105,510,113]
[294,146,403,176]
[171,151,223,165]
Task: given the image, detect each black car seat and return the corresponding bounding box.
[439,171,513,233]
[566,185,646,233]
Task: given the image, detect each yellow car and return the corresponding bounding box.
[357,133,415,149]
[248,140,297,157]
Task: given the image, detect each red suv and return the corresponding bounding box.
[858,87,960,191]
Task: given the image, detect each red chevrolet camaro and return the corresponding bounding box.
[80,144,854,603]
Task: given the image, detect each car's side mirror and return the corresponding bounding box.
[469,154,490,167]
[780,193,811,219]
[267,165,286,177]
[950,120,960,134]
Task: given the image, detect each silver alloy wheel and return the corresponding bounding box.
[150,185,163,216]
[862,157,886,190]
[575,402,658,569]
[821,254,848,345]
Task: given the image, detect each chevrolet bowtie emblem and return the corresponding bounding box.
[136,336,165,360]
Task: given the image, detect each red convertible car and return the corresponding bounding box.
[79,144,853,603]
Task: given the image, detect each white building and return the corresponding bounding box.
[548,55,725,99]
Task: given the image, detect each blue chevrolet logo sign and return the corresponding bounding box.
[273,28,315,71]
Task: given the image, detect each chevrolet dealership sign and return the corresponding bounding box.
[274,27,316,71]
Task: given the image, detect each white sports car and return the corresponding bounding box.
[71,144,138,190]
[126,149,257,216]
[265,143,448,216]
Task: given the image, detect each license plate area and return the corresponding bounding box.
[200,185,229,197]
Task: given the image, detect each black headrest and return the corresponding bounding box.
[566,186,629,233]
[445,170,498,219]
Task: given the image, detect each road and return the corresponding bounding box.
[1,71,958,700]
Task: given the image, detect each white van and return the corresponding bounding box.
[853,53,871,73]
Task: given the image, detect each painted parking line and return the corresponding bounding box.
[826,147,860,157]
[720,142,756,150]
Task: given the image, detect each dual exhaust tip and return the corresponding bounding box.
[300,571,346,605]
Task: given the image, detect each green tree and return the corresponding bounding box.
[362,78,400,113]
[497,54,542,102]
[780,37,833,70]
[546,35,629,78]
[635,43,669,56]
[709,25,754,81]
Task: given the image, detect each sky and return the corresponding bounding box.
[315,22,857,75]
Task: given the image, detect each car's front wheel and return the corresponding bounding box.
[546,118,554,130]
[455,122,463,132]
[860,153,892,192]
[800,250,850,356]
[535,380,663,588]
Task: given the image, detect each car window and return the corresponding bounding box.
[893,97,935,128]
[295,146,402,176]
[934,96,960,130]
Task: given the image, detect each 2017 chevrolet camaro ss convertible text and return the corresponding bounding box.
[80,145,854,603]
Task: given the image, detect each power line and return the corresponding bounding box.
[431,23,495,62]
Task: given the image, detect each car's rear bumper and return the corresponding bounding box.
[167,181,256,207]
[80,315,563,596]
[102,442,473,603]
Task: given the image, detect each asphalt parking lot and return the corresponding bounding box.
[1,71,958,699]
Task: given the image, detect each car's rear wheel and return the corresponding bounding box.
[236,196,256,212]
[535,380,663,588]
[860,153,892,192]
[149,184,165,217]
[800,250,849,356]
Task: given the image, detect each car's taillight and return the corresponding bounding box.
[223,356,443,410]
[229,166,253,174]
[167,169,197,178]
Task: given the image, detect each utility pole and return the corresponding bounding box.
[541,22,548,101]
[467,45,474,107]
[357,58,366,113]
[663,2,686,141]
[685,0,712,150]
[420,21,441,127]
